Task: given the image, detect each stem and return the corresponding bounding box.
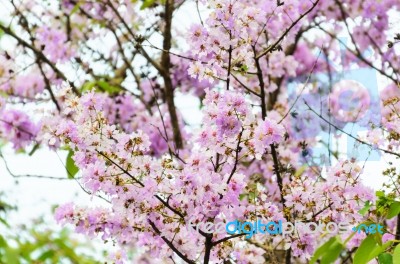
[0,25,79,95]
[253,46,266,119]
[226,45,232,90]
[161,0,183,149]
[253,43,290,262]
[97,151,185,219]
[396,215,400,245]
[227,129,244,184]
[203,235,213,264]
[285,249,291,264]
[304,101,400,158]
[271,143,285,205]
[256,0,320,59]
[148,220,195,264]
[212,233,245,246]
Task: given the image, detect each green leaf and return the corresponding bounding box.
[378,253,393,264]
[353,235,393,264]
[376,191,385,197]
[354,235,377,264]
[374,231,384,246]
[239,194,247,201]
[248,192,256,201]
[81,81,96,92]
[81,80,121,95]
[70,2,81,15]
[295,165,307,177]
[310,237,344,264]
[15,148,26,154]
[66,150,79,179]
[310,237,336,264]
[239,64,249,73]
[387,202,400,219]
[393,244,400,264]
[96,80,121,94]
[0,234,7,247]
[4,248,18,264]
[37,250,55,261]
[140,0,156,9]
[359,201,371,215]
[368,241,393,261]
[321,240,344,264]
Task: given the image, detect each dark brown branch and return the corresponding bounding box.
[335,0,398,83]
[96,150,185,219]
[96,150,145,187]
[253,46,266,119]
[37,61,61,112]
[227,129,244,184]
[253,36,290,261]
[203,235,213,264]
[231,74,261,97]
[212,233,245,246]
[105,0,163,73]
[395,215,400,246]
[195,0,204,26]
[107,0,185,150]
[148,220,196,264]
[154,195,185,219]
[312,202,333,219]
[266,22,317,111]
[160,0,184,149]
[0,119,36,138]
[253,43,287,209]
[270,143,285,205]
[143,42,199,62]
[0,24,79,95]
[226,45,233,90]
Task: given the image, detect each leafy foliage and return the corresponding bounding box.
[0,197,101,264]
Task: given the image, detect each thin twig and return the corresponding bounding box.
[256,0,320,59]
[304,101,400,158]
[278,50,322,124]
[148,220,195,264]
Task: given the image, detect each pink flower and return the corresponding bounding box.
[382,233,395,243]
[36,26,75,63]
[54,203,74,223]
[252,118,285,157]
[0,109,39,149]
[14,73,45,98]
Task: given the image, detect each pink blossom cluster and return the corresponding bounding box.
[50,88,289,262]
[380,83,400,134]
[36,26,75,63]
[199,89,285,159]
[0,107,40,150]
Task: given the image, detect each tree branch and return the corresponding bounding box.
[212,233,245,246]
[148,220,195,264]
[304,101,400,158]
[227,129,244,184]
[0,24,79,95]
[256,0,320,59]
[160,0,184,149]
